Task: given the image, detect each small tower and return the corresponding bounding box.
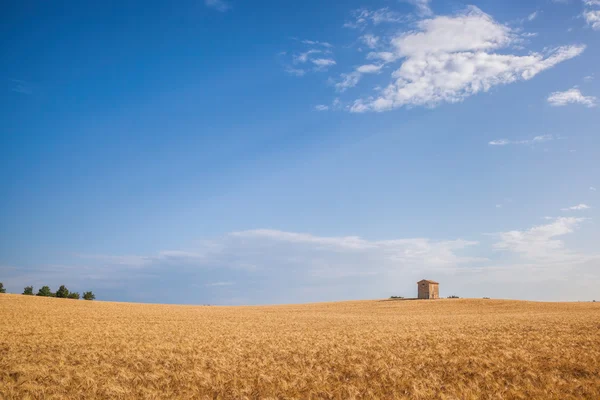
[417,279,439,299]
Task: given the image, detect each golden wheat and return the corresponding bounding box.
[1,294,599,399]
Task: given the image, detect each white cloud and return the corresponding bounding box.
[294,49,321,64]
[346,7,584,112]
[334,72,362,92]
[205,0,230,12]
[356,64,383,74]
[314,104,329,111]
[311,58,337,69]
[403,0,433,17]
[488,134,553,146]
[561,204,591,211]
[333,64,384,92]
[494,217,586,261]
[283,44,336,76]
[70,229,486,289]
[285,67,306,77]
[584,0,600,30]
[231,229,483,268]
[528,11,538,21]
[591,186,597,191]
[360,34,380,49]
[547,87,597,107]
[332,97,342,110]
[391,7,515,57]
[301,40,333,48]
[344,8,406,29]
[367,51,398,63]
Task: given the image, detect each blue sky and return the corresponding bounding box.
[1,0,599,304]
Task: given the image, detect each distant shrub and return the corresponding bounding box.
[390,296,404,299]
[23,286,34,295]
[36,286,53,297]
[67,292,80,299]
[483,297,490,299]
[83,291,95,301]
[0,282,5,294]
[56,285,70,298]
[447,295,460,299]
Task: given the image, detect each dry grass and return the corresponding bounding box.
[1,294,599,399]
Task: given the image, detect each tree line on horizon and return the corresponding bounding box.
[0,282,95,300]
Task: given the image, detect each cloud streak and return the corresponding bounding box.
[403,0,433,17]
[344,8,407,29]
[561,204,591,211]
[488,135,553,146]
[547,88,597,107]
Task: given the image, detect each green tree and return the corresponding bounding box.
[56,285,70,298]
[23,286,34,295]
[36,286,52,297]
[82,291,95,301]
[67,292,80,299]
[0,282,5,293]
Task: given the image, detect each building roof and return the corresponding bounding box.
[417,279,439,284]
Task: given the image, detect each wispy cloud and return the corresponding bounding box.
[5,218,599,303]
[344,8,407,29]
[205,281,234,287]
[402,0,433,17]
[359,34,380,49]
[314,104,329,111]
[301,40,333,48]
[493,217,591,263]
[583,0,600,30]
[356,64,383,74]
[282,40,336,76]
[528,11,539,21]
[561,204,591,211]
[285,67,306,77]
[333,64,383,92]
[591,186,597,191]
[334,72,362,92]
[338,6,584,112]
[311,58,336,69]
[205,0,230,12]
[69,229,486,282]
[547,87,597,107]
[585,16,599,31]
[488,135,554,146]
[10,79,33,95]
[294,49,322,64]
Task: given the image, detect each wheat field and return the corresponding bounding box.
[1,294,599,399]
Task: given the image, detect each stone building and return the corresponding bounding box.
[417,279,439,299]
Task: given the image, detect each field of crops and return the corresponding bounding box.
[1,294,599,399]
